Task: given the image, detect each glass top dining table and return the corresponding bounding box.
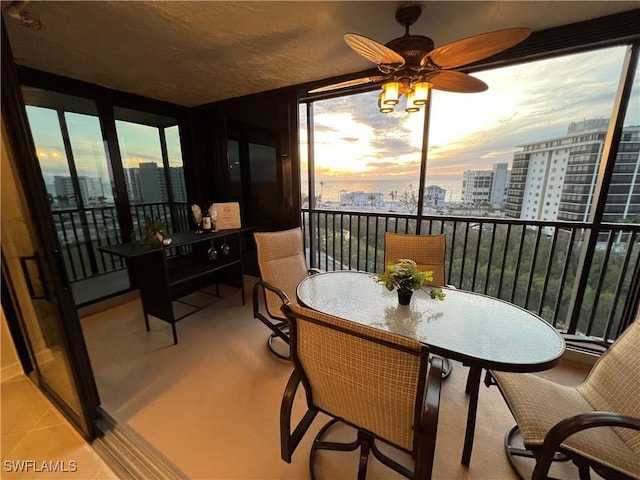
[296,270,566,465]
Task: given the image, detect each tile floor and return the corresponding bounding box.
[0,374,118,479]
[76,275,596,480]
[1,273,598,480]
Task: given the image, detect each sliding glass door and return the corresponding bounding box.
[21,91,187,305]
[23,90,126,304]
[1,43,99,438]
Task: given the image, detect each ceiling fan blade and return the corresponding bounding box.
[428,71,488,93]
[424,28,531,69]
[308,76,386,94]
[344,33,405,69]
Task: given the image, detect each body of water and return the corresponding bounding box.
[303,176,464,203]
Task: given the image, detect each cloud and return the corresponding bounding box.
[370,137,418,156]
[309,44,636,180]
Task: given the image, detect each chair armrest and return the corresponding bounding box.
[252,280,290,320]
[532,412,640,480]
[415,356,443,479]
[280,369,318,463]
[308,268,323,275]
[562,333,611,355]
[259,280,291,302]
[425,356,443,423]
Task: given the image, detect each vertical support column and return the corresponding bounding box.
[565,45,638,333]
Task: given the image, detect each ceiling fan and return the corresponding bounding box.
[310,4,531,113]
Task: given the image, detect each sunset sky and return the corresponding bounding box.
[28,107,183,187]
[302,44,639,180]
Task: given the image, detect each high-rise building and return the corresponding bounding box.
[123,163,185,204]
[54,175,75,202]
[490,163,510,205]
[169,167,187,202]
[506,119,640,223]
[462,170,492,204]
[138,162,165,203]
[461,163,509,205]
[53,175,106,207]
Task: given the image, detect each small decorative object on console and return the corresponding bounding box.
[211,202,241,230]
[134,217,166,247]
[203,211,212,231]
[192,204,203,233]
[208,204,218,231]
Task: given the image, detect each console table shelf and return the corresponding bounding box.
[99,228,251,344]
[166,253,239,286]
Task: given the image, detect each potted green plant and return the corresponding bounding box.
[375,258,445,305]
[134,217,166,247]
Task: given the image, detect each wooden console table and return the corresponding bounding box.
[100,228,251,344]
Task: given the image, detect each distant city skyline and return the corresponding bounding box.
[45,163,187,208]
[27,105,183,186]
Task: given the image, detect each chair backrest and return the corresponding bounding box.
[577,320,640,450]
[282,302,428,452]
[254,227,309,317]
[384,232,446,286]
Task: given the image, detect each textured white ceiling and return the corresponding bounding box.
[3,1,639,107]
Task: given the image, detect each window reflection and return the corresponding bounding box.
[116,120,167,204]
[114,108,186,234]
[25,99,130,302]
[26,106,75,209]
[65,112,114,207]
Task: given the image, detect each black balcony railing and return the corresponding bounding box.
[55,200,638,343]
[302,208,640,343]
[51,202,190,282]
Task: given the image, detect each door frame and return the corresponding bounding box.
[2,19,100,439]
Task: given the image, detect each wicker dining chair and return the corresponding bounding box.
[384,232,453,378]
[252,227,319,360]
[280,302,443,479]
[384,232,446,287]
[490,319,640,480]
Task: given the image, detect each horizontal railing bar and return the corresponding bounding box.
[300,207,640,233]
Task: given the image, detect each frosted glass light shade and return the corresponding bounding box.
[381,81,400,105]
[412,81,430,105]
[378,93,394,113]
[405,90,420,113]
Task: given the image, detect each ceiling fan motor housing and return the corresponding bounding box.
[385,35,435,68]
[326,3,528,97]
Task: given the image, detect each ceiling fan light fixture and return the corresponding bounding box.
[405,90,420,113]
[334,5,532,114]
[381,81,400,105]
[412,81,431,105]
[377,93,395,113]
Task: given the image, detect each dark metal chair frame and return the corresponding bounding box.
[252,227,320,360]
[489,332,640,480]
[280,302,444,480]
[252,279,292,359]
[500,418,640,480]
[252,271,319,360]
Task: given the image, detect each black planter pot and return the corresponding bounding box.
[397,289,413,305]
